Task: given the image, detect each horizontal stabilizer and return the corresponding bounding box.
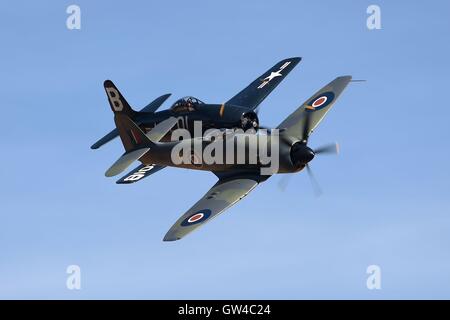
[105,148,150,177]
[140,94,171,113]
[91,128,118,149]
[145,117,178,142]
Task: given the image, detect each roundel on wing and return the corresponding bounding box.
[181,209,212,227]
[306,91,335,111]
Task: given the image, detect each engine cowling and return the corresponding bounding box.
[240,111,259,131]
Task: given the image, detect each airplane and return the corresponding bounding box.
[91,57,301,184]
[101,72,352,241]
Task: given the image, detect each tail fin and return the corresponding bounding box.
[104,80,137,117]
[105,115,178,177]
[115,114,179,152]
[114,114,153,153]
[105,115,152,177]
[92,92,171,150]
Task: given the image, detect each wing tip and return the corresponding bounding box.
[284,56,302,63]
[105,170,116,177]
[163,235,181,242]
[338,75,353,81]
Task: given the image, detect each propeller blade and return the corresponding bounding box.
[278,165,322,196]
[314,142,340,155]
[278,174,293,192]
[306,164,323,196]
[302,112,312,142]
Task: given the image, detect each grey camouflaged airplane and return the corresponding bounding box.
[97,61,352,241]
[92,57,301,184]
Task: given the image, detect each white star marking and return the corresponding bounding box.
[257,61,291,89]
[263,70,283,82]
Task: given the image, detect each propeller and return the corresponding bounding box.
[302,110,312,143]
[305,164,322,196]
[277,112,339,195]
[278,142,339,195]
[314,143,340,155]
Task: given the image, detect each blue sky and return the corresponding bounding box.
[1,0,450,299]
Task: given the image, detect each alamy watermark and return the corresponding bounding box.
[66,5,81,30]
[366,265,381,290]
[367,5,381,30]
[66,265,81,290]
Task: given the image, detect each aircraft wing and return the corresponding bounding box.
[225,57,301,110]
[163,174,264,241]
[277,76,352,140]
[116,164,165,184]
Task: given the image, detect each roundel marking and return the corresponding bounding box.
[181,209,212,227]
[312,96,327,108]
[188,213,204,223]
[306,91,335,112]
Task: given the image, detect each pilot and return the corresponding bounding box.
[186,97,193,111]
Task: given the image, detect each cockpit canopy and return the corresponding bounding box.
[170,96,204,113]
